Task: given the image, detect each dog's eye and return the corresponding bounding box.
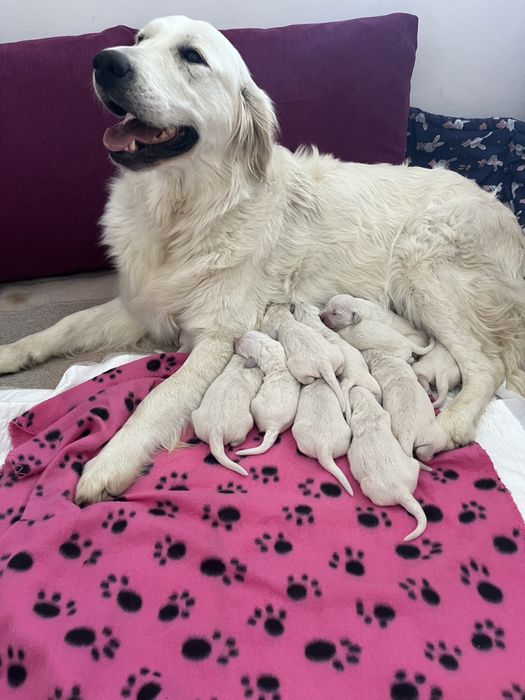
[179,47,207,65]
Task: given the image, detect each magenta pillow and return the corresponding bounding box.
[0,14,417,283]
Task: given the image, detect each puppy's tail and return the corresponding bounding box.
[236,428,280,456]
[318,453,354,496]
[320,362,347,414]
[401,494,428,541]
[209,434,248,476]
[412,336,436,357]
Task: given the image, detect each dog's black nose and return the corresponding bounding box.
[93,50,131,88]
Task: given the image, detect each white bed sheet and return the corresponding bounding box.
[1,354,524,521]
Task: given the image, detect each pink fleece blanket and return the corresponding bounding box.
[0,353,524,700]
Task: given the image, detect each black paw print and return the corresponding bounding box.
[399,578,440,606]
[202,504,241,531]
[395,539,442,561]
[431,467,459,484]
[200,556,247,585]
[158,590,195,622]
[100,575,142,613]
[49,684,83,699]
[356,505,391,528]
[33,591,76,618]
[181,630,239,664]
[254,532,293,555]
[458,501,487,524]
[471,619,505,651]
[153,536,187,566]
[297,477,342,499]
[101,508,136,534]
[155,471,189,491]
[356,599,396,629]
[124,392,141,412]
[286,574,322,601]
[64,626,119,661]
[0,550,34,577]
[474,477,506,493]
[390,670,443,700]
[241,673,281,699]
[18,410,34,430]
[145,353,177,373]
[304,638,361,671]
[424,641,462,670]
[148,500,178,518]
[282,504,314,526]
[3,646,27,688]
[44,429,64,450]
[419,501,443,523]
[248,466,279,484]
[460,560,503,603]
[11,454,38,476]
[58,533,102,565]
[502,684,525,700]
[329,547,365,576]
[0,505,25,525]
[493,528,520,555]
[217,481,248,494]
[247,605,286,636]
[121,668,162,698]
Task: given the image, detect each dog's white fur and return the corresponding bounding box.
[261,304,347,413]
[0,16,523,503]
[191,354,263,473]
[347,386,428,541]
[292,379,353,495]
[411,343,462,408]
[234,330,300,455]
[363,350,448,461]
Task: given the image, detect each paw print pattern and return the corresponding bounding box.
[390,670,443,700]
[158,591,195,622]
[121,668,163,698]
[431,467,459,484]
[248,466,279,484]
[458,501,487,523]
[297,477,342,499]
[304,638,361,671]
[124,392,141,412]
[356,599,396,629]
[424,641,462,670]
[145,353,177,374]
[92,366,123,383]
[0,505,25,525]
[399,578,441,606]
[153,536,187,566]
[217,481,248,494]
[64,626,120,661]
[33,591,76,618]
[241,674,281,700]
[329,548,365,576]
[181,630,239,664]
[101,508,136,534]
[419,501,443,523]
[247,605,286,637]
[44,429,64,450]
[286,574,322,601]
[395,539,443,561]
[471,619,506,651]
[493,528,520,555]
[49,685,83,700]
[200,556,247,585]
[100,575,143,613]
[58,533,102,565]
[473,476,507,493]
[0,550,34,577]
[502,684,525,700]
[202,504,241,531]
[155,472,189,491]
[282,504,314,526]
[2,646,28,688]
[148,500,178,518]
[356,506,392,528]
[254,532,293,555]
[460,560,503,603]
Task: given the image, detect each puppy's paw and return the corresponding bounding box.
[0,344,32,375]
[437,410,476,449]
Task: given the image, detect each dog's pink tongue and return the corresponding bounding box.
[103,118,164,152]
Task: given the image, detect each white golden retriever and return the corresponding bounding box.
[1,16,524,504]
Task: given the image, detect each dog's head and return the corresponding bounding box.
[93,16,277,177]
[320,295,362,330]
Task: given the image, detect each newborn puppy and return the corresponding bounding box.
[363,349,448,461]
[261,304,346,413]
[292,379,353,495]
[347,386,428,541]
[321,293,428,344]
[411,342,461,407]
[234,330,300,455]
[191,354,263,474]
[292,301,382,407]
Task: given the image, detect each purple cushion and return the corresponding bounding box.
[0,14,417,283]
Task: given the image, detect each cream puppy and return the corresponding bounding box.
[363,350,448,461]
[261,304,346,413]
[234,330,300,455]
[191,354,263,474]
[412,342,462,407]
[347,386,428,541]
[292,379,353,495]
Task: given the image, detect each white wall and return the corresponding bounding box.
[3,0,525,119]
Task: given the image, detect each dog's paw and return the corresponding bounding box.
[74,453,135,505]
[437,410,476,449]
[0,344,30,375]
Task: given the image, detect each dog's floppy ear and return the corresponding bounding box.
[351,311,362,325]
[229,81,278,181]
[243,356,258,369]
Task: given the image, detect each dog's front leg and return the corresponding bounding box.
[74,334,234,504]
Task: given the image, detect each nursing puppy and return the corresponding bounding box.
[412,343,462,408]
[234,330,300,455]
[347,386,428,541]
[292,379,353,495]
[292,301,382,407]
[262,304,347,413]
[191,354,263,474]
[363,350,448,461]
[322,293,428,344]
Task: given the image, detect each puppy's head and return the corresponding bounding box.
[235,331,268,368]
[320,295,362,330]
[93,15,277,177]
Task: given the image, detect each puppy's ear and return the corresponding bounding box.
[229,81,278,181]
[268,329,278,340]
[244,357,258,369]
[351,311,362,325]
